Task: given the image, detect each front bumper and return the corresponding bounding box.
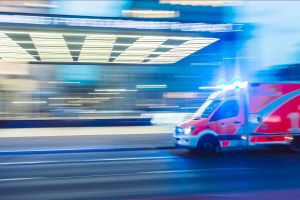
[173,134,199,149]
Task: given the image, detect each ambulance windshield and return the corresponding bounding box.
[192,100,221,119]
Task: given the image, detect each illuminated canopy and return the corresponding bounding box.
[0,31,218,64]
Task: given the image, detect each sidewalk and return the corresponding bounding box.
[0,126,175,154]
[0,126,173,138]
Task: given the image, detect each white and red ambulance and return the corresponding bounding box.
[174,82,300,152]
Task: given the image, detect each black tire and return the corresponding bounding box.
[197,135,220,153]
[290,137,300,152]
[269,145,290,152]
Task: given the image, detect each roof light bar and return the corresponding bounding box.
[198,81,248,90]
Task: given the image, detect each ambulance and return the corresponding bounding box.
[174,82,300,152]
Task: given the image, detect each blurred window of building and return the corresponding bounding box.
[0,0,55,13]
[122,9,179,18]
[159,0,242,7]
[0,62,29,75]
[50,0,133,17]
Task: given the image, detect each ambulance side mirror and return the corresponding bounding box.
[249,113,262,124]
[257,116,261,122]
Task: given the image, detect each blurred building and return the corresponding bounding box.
[0,0,298,121]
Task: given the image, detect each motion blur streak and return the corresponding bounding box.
[0,0,300,200]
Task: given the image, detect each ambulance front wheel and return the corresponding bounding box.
[291,136,300,152]
[196,135,220,153]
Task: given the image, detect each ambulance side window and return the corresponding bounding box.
[210,100,239,121]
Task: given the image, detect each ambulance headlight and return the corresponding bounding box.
[183,126,195,135]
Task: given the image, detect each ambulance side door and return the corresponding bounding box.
[209,98,245,146]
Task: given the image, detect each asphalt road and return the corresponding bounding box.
[1,146,300,200]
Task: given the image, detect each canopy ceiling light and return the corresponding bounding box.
[0,31,218,64]
[159,0,242,7]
